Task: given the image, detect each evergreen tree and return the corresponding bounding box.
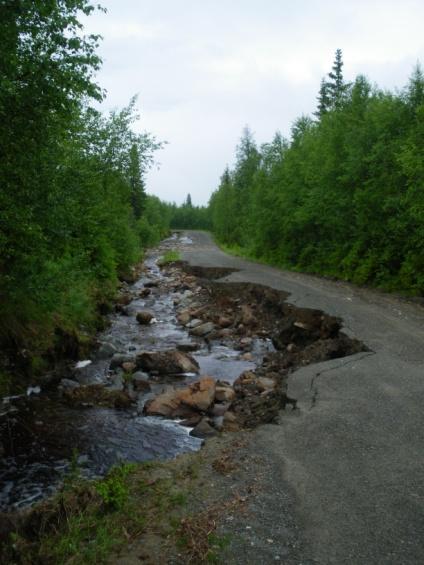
[314,78,331,119]
[327,48,347,109]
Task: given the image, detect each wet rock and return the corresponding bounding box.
[216,328,232,338]
[218,316,232,328]
[108,372,124,391]
[136,350,199,375]
[239,337,253,350]
[139,288,151,298]
[144,280,159,288]
[132,371,151,393]
[97,342,118,359]
[178,377,216,412]
[144,389,193,418]
[64,385,133,409]
[189,322,215,337]
[241,352,253,361]
[190,417,218,438]
[215,386,236,403]
[177,342,200,352]
[116,293,132,306]
[180,414,203,427]
[186,318,203,329]
[144,377,216,418]
[122,361,136,373]
[110,353,136,370]
[59,378,80,390]
[211,402,231,417]
[177,311,191,325]
[136,311,154,325]
[116,305,129,316]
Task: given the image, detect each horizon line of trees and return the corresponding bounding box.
[207,50,424,295]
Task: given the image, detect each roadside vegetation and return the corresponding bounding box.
[0,1,170,385]
[1,442,238,565]
[209,51,424,295]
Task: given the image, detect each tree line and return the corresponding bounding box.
[208,50,424,295]
[0,1,169,378]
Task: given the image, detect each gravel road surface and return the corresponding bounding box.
[181,230,424,565]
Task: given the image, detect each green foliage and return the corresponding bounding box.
[0,2,167,371]
[159,249,182,264]
[167,195,212,230]
[95,463,136,510]
[210,59,424,295]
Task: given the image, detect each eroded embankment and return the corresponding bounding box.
[145,262,367,433]
[0,243,368,564]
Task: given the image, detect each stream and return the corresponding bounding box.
[0,234,269,512]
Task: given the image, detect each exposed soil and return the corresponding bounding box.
[0,239,369,564]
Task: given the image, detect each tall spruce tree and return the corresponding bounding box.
[327,48,347,109]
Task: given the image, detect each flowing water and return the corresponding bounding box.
[0,234,271,511]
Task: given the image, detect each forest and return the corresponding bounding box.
[208,50,424,295]
[0,1,170,381]
[1,1,423,389]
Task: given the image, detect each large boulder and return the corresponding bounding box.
[178,377,216,411]
[144,377,216,418]
[136,350,199,375]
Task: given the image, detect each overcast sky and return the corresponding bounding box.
[83,0,424,206]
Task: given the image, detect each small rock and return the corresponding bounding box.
[59,378,80,390]
[241,352,253,361]
[190,417,218,438]
[97,342,118,359]
[132,371,151,392]
[139,288,151,298]
[239,337,253,349]
[190,322,215,337]
[177,311,191,325]
[186,318,203,329]
[144,280,159,288]
[108,373,124,391]
[257,377,276,391]
[215,386,236,403]
[136,350,199,375]
[177,342,200,352]
[218,316,232,328]
[180,414,202,427]
[136,311,154,325]
[110,353,136,370]
[211,402,231,416]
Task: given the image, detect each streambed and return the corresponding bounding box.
[0,234,266,511]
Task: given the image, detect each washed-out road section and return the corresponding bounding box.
[181,230,424,565]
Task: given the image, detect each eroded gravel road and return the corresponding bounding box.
[181,231,424,565]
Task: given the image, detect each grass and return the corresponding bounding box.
[1,457,207,565]
[158,249,181,265]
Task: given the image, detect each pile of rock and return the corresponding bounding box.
[143,369,288,438]
[143,376,237,438]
